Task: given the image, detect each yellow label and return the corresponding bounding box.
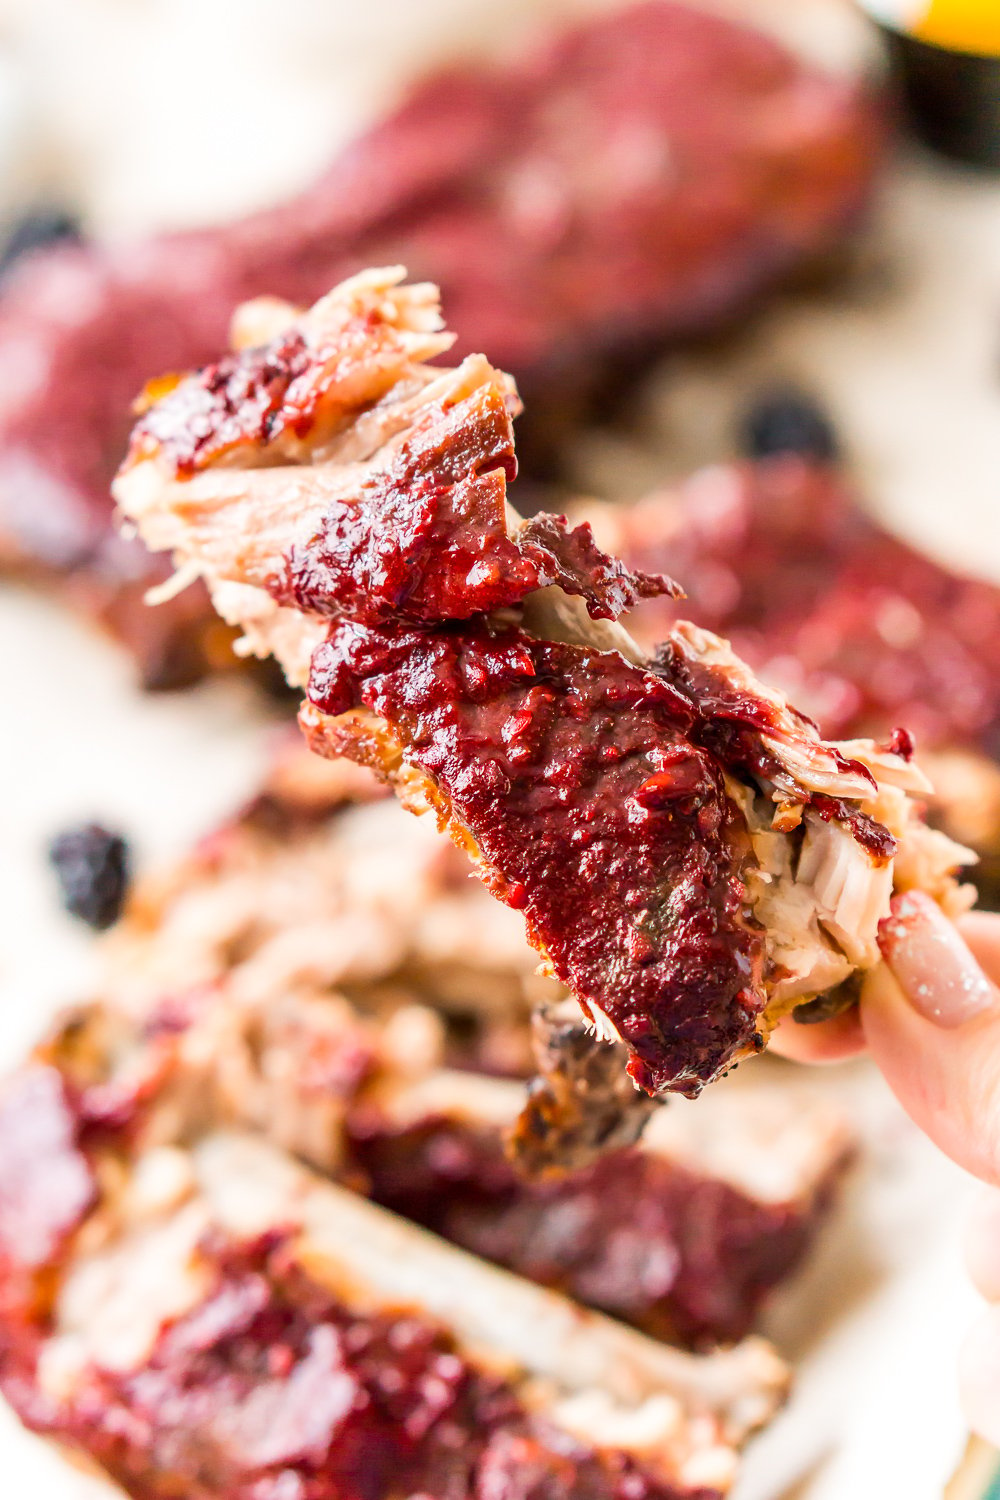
[914,0,1000,55]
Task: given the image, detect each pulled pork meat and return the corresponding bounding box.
[114,269,974,1166]
[0,1,881,685]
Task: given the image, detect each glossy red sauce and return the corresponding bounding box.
[4,1234,716,1500]
[129,328,314,475]
[620,458,1000,762]
[518,510,678,620]
[348,1110,831,1349]
[281,383,671,628]
[127,311,450,479]
[307,618,767,1096]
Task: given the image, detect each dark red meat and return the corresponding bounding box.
[130,328,317,477]
[0,992,839,1359]
[305,617,767,1098]
[0,1039,731,1499]
[115,284,902,1105]
[279,382,673,627]
[611,457,1000,770]
[348,1111,832,1349]
[307,0,879,385]
[0,3,880,685]
[1,1234,716,1500]
[653,636,895,862]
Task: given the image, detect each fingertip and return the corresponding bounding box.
[862,963,1000,1187]
[858,962,905,1041]
[960,1304,1000,1449]
[769,1005,866,1064]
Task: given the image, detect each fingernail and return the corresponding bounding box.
[878,890,999,1029]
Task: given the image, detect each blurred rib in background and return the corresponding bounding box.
[0,1,882,686]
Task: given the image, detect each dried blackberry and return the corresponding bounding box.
[48,824,130,931]
[739,389,839,462]
[0,208,83,281]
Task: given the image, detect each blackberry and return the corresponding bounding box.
[0,207,83,281]
[48,823,131,931]
[739,388,839,462]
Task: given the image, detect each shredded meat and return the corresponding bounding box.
[13,741,837,1350]
[102,738,549,1080]
[114,270,975,1168]
[304,616,770,1099]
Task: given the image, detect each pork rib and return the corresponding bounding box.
[26,939,850,1352]
[0,1050,788,1500]
[114,269,974,1164]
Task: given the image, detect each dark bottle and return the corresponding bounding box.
[862,2,1000,170]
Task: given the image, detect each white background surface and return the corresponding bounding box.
[0,2,998,1497]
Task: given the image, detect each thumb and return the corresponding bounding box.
[861,892,1000,1187]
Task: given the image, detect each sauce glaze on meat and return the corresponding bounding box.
[0,1040,760,1500]
[602,457,1000,759]
[348,1110,837,1350]
[6,1232,712,1500]
[307,618,766,1097]
[589,455,1000,888]
[115,270,973,1147]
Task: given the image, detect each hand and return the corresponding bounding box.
[773,894,1000,1177]
[775,891,1000,1446]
